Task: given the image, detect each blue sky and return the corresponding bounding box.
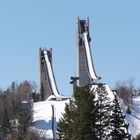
[0,1,140,95]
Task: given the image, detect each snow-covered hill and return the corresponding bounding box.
[120,96,140,138]
[31,99,69,139]
[31,86,140,139]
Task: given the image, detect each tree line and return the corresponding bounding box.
[115,78,140,105]
[0,80,39,140]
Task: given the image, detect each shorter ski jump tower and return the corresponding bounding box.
[77,17,100,87]
[39,48,61,100]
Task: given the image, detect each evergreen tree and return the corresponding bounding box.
[71,85,99,140]
[95,84,112,140]
[57,99,75,140]
[109,95,131,140]
[126,105,131,114]
[57,85,99,140]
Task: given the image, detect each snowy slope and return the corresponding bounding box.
[119,96,140,138]
[97,85,140,138]
[31,84,114,139]
[106,86,140,138]
[31,86,140,139]
[31,99,69,139]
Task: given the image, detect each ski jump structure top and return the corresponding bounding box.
[77,17,100,87]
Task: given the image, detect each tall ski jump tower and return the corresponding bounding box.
[77,17,100,87]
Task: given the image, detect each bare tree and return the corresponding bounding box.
[116,78,135,105]
[17,80,33,101]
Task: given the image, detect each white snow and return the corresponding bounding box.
[31,99,69,139]
[91,84,115,101]
[104,84,115,100]
[119,96,140,138]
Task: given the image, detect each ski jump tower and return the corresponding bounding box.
[39,48,61,100]
[77,17,100,87]
[40,48,53,100]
